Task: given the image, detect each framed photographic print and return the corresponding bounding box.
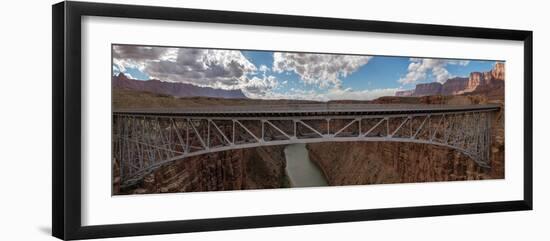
[52,1,533,240]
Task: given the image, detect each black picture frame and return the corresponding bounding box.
[52,1,533,240]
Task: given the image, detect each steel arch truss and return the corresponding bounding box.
[113,110,494,187]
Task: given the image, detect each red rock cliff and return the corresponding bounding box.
[492,62,505,81]
[307,96,504,186]
[113,146,288,194]
[413,82,443,96]
[442,77,469,95]
[396,62,505,97]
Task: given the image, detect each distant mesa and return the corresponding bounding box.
[395,62,505,97]
[395,89,414,97]
[112,73,247,99]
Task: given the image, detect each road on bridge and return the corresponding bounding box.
[113,103,500,116]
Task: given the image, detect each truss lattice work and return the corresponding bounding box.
[113,106,498,187]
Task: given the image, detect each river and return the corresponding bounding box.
[284,143,328,187]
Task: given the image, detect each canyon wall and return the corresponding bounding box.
[307,96,505,186]
[307,142,488,185]
[113,146,288,195]
[307,137,503,186]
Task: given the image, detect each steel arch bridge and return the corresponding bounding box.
[113,104,500,187]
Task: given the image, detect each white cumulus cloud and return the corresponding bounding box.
[272,52,372,88]
[398,58,470,84]
[113,45,280,98]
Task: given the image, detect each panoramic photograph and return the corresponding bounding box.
[111,44,505,195]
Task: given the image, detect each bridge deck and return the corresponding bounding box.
[113,103,500,117]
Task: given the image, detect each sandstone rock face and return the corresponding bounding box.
[464,74,480,92]
[114,146,288,194]
[483,72,493,85]
[469,72,484,88]
[492,62,505,80]
[307,141,503,186]
[413,82,443,96]
[466,63,505,100]
[396,62,505,98]
[442,77,469,95]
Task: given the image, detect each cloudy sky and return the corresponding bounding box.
[112,45,497,101]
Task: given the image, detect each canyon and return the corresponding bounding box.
[113,93,504,195]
